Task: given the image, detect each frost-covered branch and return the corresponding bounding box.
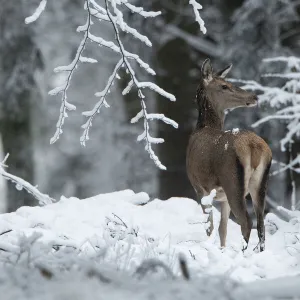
[241,56,300,209]
[189,0,207,34]
[25,0,206,168]
[0,154,55,206]
[240,57,300,153]
[80,0,178,169]
[80,58,123,145]
[25,0,47,24]
[48,1,93,144]
[271,159,300,176]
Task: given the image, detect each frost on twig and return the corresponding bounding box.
[189,0,207,34]
[237,57,300,161]
[25,0,47,24]
[80,0,178,169]
[240,57,300,208]
[0,154,55,206]
[25,0,207,169]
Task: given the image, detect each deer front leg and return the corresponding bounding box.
[197,193,214,236]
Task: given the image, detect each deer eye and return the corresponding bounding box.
[222,85,228,90]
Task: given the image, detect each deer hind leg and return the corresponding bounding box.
[219,201,231,248]
[222,159,252,251]
[249,161,271,252]
[196,192,214,236]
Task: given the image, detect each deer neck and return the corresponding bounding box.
[196,88,225,130]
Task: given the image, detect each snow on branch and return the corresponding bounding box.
[0,154,55,206]
[189,0,207,34]
[242,57,300,152]
[48,3,93,144]
[25,0,47,24]
[241,57,300,208]
[80,0,179,169]
[80,58,123,145]
[26,0,206,169]
[123,2,161,18]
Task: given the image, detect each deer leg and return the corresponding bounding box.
[249,162,271,252]
[229,196,252,251]
[219,201,231,248]
[197,193,214,236]
[222,159,252,251]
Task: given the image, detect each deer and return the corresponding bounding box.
[186,59,272,252]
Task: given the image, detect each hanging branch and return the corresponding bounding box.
[80,0,178,169]
[25,0,208,169]
[48,1,93,144]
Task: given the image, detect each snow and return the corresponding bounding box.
[0,189,300,298]
[201,189,216,206]
[232,128,239,134]
[0,190,300,288]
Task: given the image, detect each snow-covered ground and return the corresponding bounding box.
[0,190,300,299]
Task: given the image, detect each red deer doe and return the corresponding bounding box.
[186,59,272,252]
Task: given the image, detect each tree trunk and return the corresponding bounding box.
[156,39,197,199]
[0,1,42,211]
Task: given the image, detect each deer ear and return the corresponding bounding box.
[216,64,232,78]
[201,58,213,84]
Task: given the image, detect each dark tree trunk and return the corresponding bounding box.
[0,1,42,211]
[156,39,197,200]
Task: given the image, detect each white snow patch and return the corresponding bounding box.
[232,128,240,134]
[201,190,216,205]
[0,190,300,298]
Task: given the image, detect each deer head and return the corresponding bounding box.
[198,59,258,112]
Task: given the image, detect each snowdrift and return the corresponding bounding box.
[0,190,299,299]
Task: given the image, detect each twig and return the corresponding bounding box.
[112,213,128,228]
[0,230,12,236]
[189,250,196,260]
[0,154,55,206]
[87,269,111,283]
[179,254,190,280]
[134,258,174,279]
[38,266,53,280]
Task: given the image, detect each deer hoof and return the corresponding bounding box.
[253,242,265,253]
[242,239,248,252]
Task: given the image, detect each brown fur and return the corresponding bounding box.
[186,59,272,251]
